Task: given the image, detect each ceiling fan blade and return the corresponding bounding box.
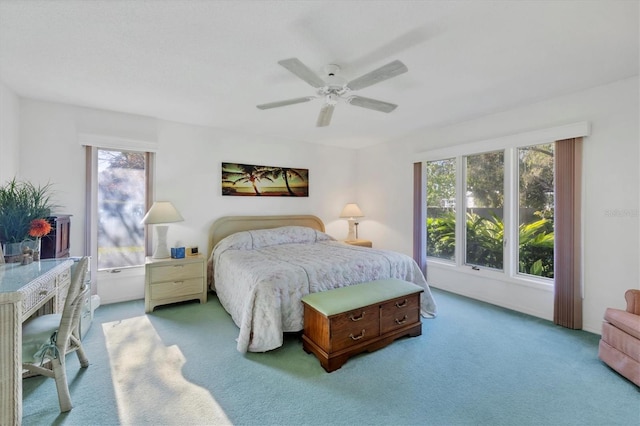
[347,95,398,113]
[316,104,335,127]
[278,58,325,89]
[256,96,314,110]
[346,60,408,91]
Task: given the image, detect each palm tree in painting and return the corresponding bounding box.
[222,163,273,195]
[267,167,307,196]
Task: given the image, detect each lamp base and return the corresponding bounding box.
[152,225,171,259]
[345,219,357,241]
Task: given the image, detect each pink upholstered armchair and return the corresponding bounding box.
[598,289,640,386]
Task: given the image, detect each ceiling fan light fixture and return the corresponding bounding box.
[325,93,339,105]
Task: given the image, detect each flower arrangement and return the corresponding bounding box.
[29,218,52,239]
[29,217,52,244]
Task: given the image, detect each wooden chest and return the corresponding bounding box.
[301,279,423,372]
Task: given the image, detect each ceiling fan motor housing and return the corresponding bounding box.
[322,64,348,94]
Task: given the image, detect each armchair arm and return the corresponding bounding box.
[624,289,640,315]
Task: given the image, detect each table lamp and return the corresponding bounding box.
[141,201,184,259]
[339,203,364,241]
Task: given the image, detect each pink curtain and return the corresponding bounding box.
[413,162,426,272]
[554,137,583,329]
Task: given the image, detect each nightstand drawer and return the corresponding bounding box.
[150,277,204,300]
[149,262,203,283]
[145,255,207,313]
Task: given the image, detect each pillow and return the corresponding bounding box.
[213,226,334,255]
[249,226,333,248]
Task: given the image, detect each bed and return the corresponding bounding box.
[207,215,437,353]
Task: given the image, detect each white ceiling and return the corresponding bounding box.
[0,0,637,150]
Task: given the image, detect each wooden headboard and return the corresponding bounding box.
[208,215,325,257]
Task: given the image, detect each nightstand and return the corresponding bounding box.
[343,239,373,248]
[145,255,207,313]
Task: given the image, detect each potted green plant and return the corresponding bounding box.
[0,178,57,260]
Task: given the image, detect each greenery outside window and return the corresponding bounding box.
[426,158,456,261]
[425,142,556,282]
[465,151,504,270]
[518,143,554,278]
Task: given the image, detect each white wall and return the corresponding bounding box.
[17,99,357,303]
[155,120,357,255]
[358,77,640,334]
[0,82,20,182]
[11,78,639,331]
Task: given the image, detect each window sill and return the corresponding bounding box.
[427,259,553,292]
[98,265,145,278]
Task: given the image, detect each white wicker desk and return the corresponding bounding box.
[0,258,73,426]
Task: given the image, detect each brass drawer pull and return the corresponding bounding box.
[173,281,184,285]
[39,290,49,296]
[395,299,408,308]
[349,311,365,321]
[349,329,366,341]
[395,315,408,325]
[173,265,184,268]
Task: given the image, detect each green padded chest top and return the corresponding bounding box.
[301,278,423,317]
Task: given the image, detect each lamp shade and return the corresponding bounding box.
[141,201,184,225]
[339,203,364,219]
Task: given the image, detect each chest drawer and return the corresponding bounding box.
[150,277,204,300]
[380,293,421,334]
[149,262,203,283]
[330,306,380,351]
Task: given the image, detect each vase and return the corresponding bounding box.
[2,239,39,263]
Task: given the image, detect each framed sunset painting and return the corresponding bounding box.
[221,162,309,197]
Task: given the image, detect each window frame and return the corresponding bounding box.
[425,157,457,263]
[417,122,589,290]
[86,146,155,273]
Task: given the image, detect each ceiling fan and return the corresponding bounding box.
[257,58,408,127]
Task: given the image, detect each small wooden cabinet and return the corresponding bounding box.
[145,255,207,313]
[41,215,71,259]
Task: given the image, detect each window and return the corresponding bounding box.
[96,149,150,270]
[518,143,554,278]
[465,151,504,270]
[424,141,556,282]
[426,158,456,261]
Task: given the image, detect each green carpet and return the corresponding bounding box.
[22,289,639,425]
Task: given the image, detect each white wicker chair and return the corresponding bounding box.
[22,256,90,412]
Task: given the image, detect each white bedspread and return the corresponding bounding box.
[210,226,437,353]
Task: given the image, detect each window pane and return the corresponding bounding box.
[426,159,456,261]
[518,143,554,278]
[97,149,146,269]
[465,151,504,269]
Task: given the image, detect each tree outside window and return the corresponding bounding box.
[97,149,147,270]
[518,143,554,278]
[425,143,555,279]
[465,151,504,270]
[426,158,456,261]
